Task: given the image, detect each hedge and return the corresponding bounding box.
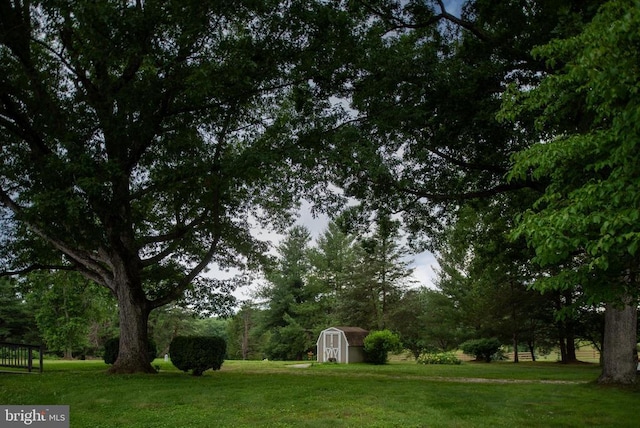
[169,336,226,376]
[416,352,461,365]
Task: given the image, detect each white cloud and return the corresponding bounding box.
[294,200,331,239]
[408,251,439,289]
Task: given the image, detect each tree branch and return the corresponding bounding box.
[149,233,221,309]
[0,186,114,286]
[0,93,53,158]
[138,205,215,267]
[357,0,489,41]
[428,147,508,175]
[149,136,227,309]
[434,0,489,41]
[0,263,77,277]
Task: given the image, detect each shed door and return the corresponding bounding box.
[324,331,341,362]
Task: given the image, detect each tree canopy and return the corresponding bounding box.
[1,0,636,383]
[0,0,349,373]
[506,0,640,300]
[313,0,597,244]
[504,0,640,383]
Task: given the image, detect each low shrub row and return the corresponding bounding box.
[416,352,462,365]
[103,332,506,369]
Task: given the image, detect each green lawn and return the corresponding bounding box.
[1,359,637,427]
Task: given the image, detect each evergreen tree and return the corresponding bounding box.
[226,302,266,360]
[0,277,39,344]
[307,220,360,327]
[260,226,315,360]
[343,214,414,330]
[389,287,466,358]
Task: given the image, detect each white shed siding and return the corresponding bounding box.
[316,327,368,364]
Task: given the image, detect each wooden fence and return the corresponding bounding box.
[505,349,601,363]
[504,352,534,361]
[0,342,43,373]
[455,349,601,363]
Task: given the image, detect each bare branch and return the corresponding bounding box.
[435,0,489,41]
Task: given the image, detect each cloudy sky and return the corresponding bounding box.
[292,203,440,289]
[229,1,469,300]
[230,201,439,303]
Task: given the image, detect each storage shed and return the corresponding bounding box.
[316,327,369,364]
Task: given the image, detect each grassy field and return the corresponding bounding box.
[1,359,637,427]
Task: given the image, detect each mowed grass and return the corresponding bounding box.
[1,359,637,427]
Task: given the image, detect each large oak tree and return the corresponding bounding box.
[0,0,347,373]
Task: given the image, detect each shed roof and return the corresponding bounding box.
[332,326,369,347]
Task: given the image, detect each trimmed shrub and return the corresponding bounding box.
[363,330,402,365]
[417,352,462,365]
[169,336,226,376]
[103,338,119,365]
[103,337,157,365]
[460,338,501,362]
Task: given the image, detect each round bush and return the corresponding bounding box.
[460,338,501,362]
[169,336,226,376]
[363,330,402,365]
[103,337,157,365]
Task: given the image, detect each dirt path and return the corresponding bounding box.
[281,365,587,384]
[425,376,586,385]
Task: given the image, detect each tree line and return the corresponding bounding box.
[1,0,639,383]
[226,216,606,363]
[2,215,605,365]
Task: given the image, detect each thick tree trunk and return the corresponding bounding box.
[598,302,637,385]
[107,278,156,374]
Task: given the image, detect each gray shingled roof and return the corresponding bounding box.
[333,326,369,347]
